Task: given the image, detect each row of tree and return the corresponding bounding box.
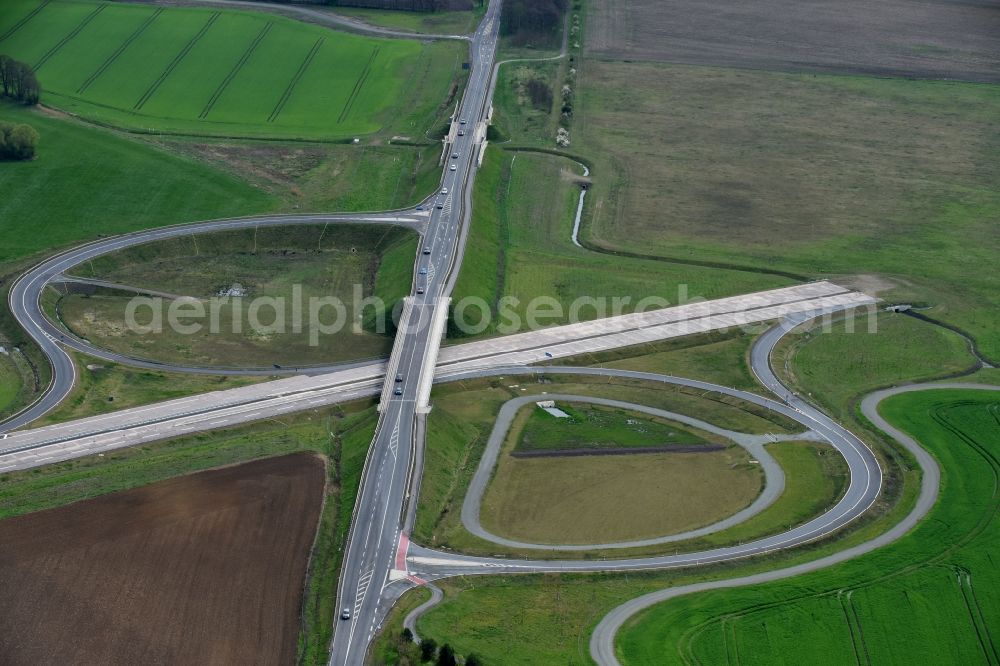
[500,0,568,45]
[0,56,41,105]
[0,121,39,161]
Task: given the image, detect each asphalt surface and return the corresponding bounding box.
[588,380,999,666]
[460,393,793,551]
[325,3,502,662]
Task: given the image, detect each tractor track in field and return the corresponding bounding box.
[34,4,107,71]
[337,45,379,124]
[267,36,323,123]
[0,0,52,43]
[133,10,220,110]
[199,20,273,119]
[77,7,164,94]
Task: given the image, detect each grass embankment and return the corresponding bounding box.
[480,402,761,544]
[0,398,377,666]
[775,311,977,419]
[569,60,1000,360]
[1,0,462,140]
[448,149,791,337]
[33,353,271,426]
[0,103,275,264]
[618,390,1000,665]
[51,224,416,368]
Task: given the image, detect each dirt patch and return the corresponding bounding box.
[587,0,1000,82]
[0,453,326,666]
[174,141,330,192]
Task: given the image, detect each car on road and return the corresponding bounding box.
[452,152,459,159]
[419,267,428,275]
[393,387,403,396]
[435,203,444,209]
[441,187,448,194]
[341,608,351,620]
[450,164,457,171]
[458,130,465,136]
[423,246,431,255]
[460,118,467,125]
[416,287,425,294]
[395,373,403,383]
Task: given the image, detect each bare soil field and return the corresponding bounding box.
[587,0,1000,82]
[0,453,326,666]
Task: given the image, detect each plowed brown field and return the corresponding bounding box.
[587,0,1000,82]
[0,453,326,665]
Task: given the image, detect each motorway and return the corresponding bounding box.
[0,1,914,664]
[326,2,502,662]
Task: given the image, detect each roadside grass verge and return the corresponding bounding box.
[32,353,271,427]
[0,398,377,666]
[49,224,416,368]
[2,0,464,140]
[618,390,1000,665]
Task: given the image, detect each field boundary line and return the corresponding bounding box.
[199,20,274,119]
[0,0,52,43]
[134,11,220,111]
[77,7,164,94]
[34,4,107,71]
[267,36,323,123]
[338,45,379,124]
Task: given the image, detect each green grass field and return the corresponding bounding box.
[0,0,462,140]
[51,224,416,368]
[775,312,976,418]
[569,59,1000,360]
[480,443,760,544]
[618,389,1000,665]
[517,402,714,451]
[448,149,791,337]
[0,102,276,264]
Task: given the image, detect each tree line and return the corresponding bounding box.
[0,56,41,105]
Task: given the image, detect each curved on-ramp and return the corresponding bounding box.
[3,212,423,431]
[460,393,796,551]
[589,381,998,665]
